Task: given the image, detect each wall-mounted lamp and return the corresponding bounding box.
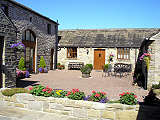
[87,49,89,54]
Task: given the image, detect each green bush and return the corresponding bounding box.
[81,66,91,74]
[19,57,26,71]
[85,64,93,70]
[66,89,86,100]
[1,88,29,96]
[104,64,109,69]
[119,92,137,105]
[29,85,54,97]
[39,56,46,68]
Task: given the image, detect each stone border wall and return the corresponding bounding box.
[0,92,158,120]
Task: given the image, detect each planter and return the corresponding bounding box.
[152,89,160,96]
[82,73,90,78]
[110,58,113,62]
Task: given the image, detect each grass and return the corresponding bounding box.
[1,88,29,96]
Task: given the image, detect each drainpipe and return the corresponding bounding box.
[54,20,59,69]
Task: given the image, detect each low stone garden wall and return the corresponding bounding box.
[0,92,159,120]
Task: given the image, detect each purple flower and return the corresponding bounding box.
[25,71,29,78]
[38,67,43,72]
[99,97,108,103]
[83,95,92,101]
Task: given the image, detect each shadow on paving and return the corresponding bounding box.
[16,78,40,88]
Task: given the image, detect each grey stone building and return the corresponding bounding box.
[58,29,160,89]
[0,0,58,88]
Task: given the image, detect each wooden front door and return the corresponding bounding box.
[94,49,105,70]
[0,36,4,88]
[50,49,54,70]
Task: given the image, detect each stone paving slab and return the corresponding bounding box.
[17,69,149,102]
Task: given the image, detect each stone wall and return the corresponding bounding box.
[0,92,159,120]
[1,0,57,72]
[58,47,139,71]
[0,8,17,88]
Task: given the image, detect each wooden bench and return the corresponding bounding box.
[68,62,84,70]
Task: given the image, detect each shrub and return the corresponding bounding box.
[104,64,111,69]
[119,92,137,105]
[39,56,46,68]
[29,85,54,97]
[19,57,26,71]
[57,63,64,69]
[90,91,108,103]
[85,64,93,70]
[81,66,91,74]
[66,89,86,100]
[1,88,29,96]
[152,81,160,89]
[53,90,68,98]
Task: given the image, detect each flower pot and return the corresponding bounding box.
[82,73,90,78]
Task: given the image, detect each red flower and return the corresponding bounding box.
[121,92,125,96]
[100,92,106,95]
[71,89,75,92]
[95,93,100,98]
[46,86,50,89]
[92,91,96,93]
[67,91,71,96]
[72,91,75,94]
[134,95,137,98]
[126,92,130,94]
[75,89,79,92]
[29,87,33,91]
[42,88,47,92]
[47,91,51,93]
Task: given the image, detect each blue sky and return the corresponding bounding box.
[15,0,160,30]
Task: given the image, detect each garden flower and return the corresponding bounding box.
[95,93,100,98]
[126,92,130,94]
[29,87,33,91]
[75,89,79,92]
[100,92,106,95]
[47,91,51,93]
[71,89,75,92]
[92,91,96,93]
[67,91,71,96]
[134,95,137,98]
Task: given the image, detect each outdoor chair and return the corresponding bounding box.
[102,64,112,77]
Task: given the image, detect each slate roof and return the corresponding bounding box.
[58,28,160,48]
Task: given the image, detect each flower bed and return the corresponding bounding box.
[0,90,158,120]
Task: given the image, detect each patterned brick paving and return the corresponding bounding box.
[18,70,149,102]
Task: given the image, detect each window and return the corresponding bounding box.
[67,48,77,58]
[47,24,51,34]
[30,17,32,22]
[22,30,35,41]
[117,48,130,60]
[1,4,8,16]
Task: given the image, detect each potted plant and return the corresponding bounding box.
[11,42,25,54]
[38,56,46,73]
[140,53,151,71]
[151,81,160,96]
[103,64,111,72]
[57,63,64,70]
[85,64,93,70]
[81,66,91,78]
[108,54,114,63]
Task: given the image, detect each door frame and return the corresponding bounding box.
[50,49,54,70]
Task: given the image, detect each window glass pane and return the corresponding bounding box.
[118,49,120,53]
[22,31,25,40]
[124,54,126,59]
[31,33,34,41]
[118,54,120,58]
[121,54,123,58]
[121,48,123,53]
[127,48,129,53]
[26,30,30,41]
[124,48,126,53]
[127,54,129,59]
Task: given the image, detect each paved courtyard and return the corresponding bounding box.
[17,69,149,102]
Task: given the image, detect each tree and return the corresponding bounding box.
[39,56,46,68]
[19,57,26,71]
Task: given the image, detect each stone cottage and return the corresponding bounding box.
[0,0,58,88]
[58,29,160,89]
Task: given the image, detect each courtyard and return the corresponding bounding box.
[17,69,149,102]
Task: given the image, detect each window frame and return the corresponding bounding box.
[67,47,77,58]
[117,48,130,60]
[22,30,35,41]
